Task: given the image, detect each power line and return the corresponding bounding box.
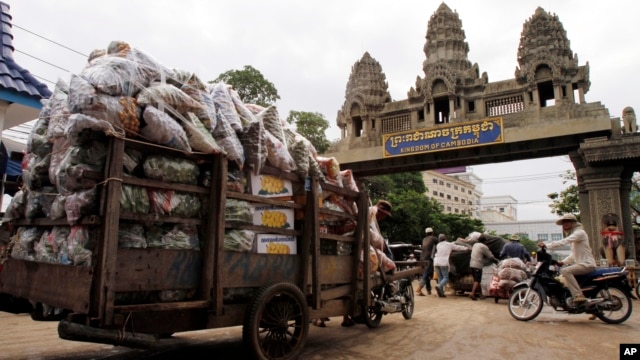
[14,49,71,73]
[13,24,89,58]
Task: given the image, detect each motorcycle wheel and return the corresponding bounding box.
[594,286,633,324]
[401,281,414,320]
[508,287,543,321]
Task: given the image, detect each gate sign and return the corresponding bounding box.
[382,117,503,158]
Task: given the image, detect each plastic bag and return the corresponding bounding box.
[240,120,267,176]
[229,87,257,127]
[143,155,199,185]
[256,106,286,145]
[65,113,125,146]
[80,55,152,96]
[148,189,201,217]
[106,40,170,84]
[76,94,141,136]
[67,225,94,266]
[265,130,296,172]
[118,222,147,248]
[140,106,191,151]
[120,185,150,214]
[212,108,244,169]
[210,81,242,133]
[137,82,205,116]
[181,112,223,154]
[45,79,70,140]
[65,188,98,225]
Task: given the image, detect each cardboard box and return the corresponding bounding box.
[252,204,294,229]
[256,234,297,255]
[249,173,293,198]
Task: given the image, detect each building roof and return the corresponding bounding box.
[0,2,51,102]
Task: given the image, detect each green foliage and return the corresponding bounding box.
[547,170,579,217]
[212,65,280,107]
[286,111,330,153]
[364,172,483,245]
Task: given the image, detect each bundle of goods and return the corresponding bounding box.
[2,40,385,301]
[488,257,528,299]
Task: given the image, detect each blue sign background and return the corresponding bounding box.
[383,118,503,158]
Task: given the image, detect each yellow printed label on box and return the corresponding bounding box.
[253,204,294,229]
[250,174,292,197]
[256,234,297,254]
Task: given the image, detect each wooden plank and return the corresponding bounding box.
[0,259,92,313]
[307,255,353,284]
[114,249,202,292]
[208,155,225,315]
[113,300,210,313]
[221,252,298,288]
[95,137,125,325]
[122,176,209,194]
[309,177,321,308]
[227,192,305,210]
[212,157,229,315]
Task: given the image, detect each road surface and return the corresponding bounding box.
[0,280,638,360]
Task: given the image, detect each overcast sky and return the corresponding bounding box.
[7,1,639,220]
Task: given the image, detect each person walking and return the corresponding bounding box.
[499,234,532,262]
[540,213,596,304]
[416,227,437,296]
[469,234,499,300]
[433,234,469,297]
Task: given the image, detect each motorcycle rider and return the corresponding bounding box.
[540,214,596,304]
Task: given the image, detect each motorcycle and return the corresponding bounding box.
[360,276,415,328]
[508,252,634,324]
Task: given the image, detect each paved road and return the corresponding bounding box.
[1,280,638,360]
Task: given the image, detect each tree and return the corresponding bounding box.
[212,65,280,107]
[547,170,579,218]
[362,172,484,244]
[286,111,331,153]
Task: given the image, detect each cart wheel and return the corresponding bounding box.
[362,288,383,328]
[242,282,309,360]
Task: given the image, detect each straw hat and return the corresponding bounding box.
[555,213,577,225]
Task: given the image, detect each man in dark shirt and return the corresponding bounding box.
[499,235,531,262]
[416,227,437,296]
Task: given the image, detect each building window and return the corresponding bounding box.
[440,192,444,198]
[433,179,438,184]
[447,195,451,200]
[447,206,451,212]
[454,208,459,213]
[468,200,473,205]
[551,233,562,241]
[461,199,466,204]
[439,180,444,185]
[433,190,438,195]
[537,234,549,241]
[454,197,459,202]
[454,185,459,190]
[446,183,451,188]
[468,190,472,195]
[499,207,505,213]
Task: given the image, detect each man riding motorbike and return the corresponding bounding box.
[538,214,596,304]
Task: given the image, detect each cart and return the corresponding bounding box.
[0,135,423,359]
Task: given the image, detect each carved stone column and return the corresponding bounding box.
[579,166,625,260]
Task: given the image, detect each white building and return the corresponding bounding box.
[421,168,482,218]
[480,195,518,222]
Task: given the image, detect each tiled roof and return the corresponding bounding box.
[0,2,51,101]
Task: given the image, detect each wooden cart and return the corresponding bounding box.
[0,135,422,359]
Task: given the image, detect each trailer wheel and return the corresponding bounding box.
[243,282,309,360]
